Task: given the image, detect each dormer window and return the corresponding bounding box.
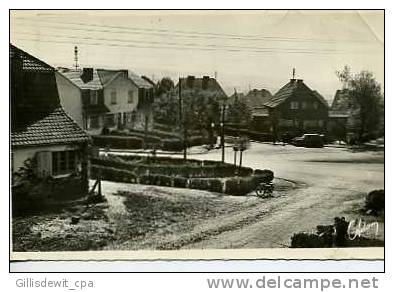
[90,90,98,105]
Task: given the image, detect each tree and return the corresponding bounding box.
[336,66,383,140]
[226,99,252,126]
[153,77,177,125]
[156,77,174,96]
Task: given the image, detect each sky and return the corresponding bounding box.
[10,10,384,103]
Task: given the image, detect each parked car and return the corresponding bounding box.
[292,134,324,148]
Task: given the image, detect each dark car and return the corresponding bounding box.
[292,134,324,148]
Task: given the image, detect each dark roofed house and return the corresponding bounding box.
[176,75,227,101]
[328,89,361,142]
[251,79,329,139]
[11,44,90,201]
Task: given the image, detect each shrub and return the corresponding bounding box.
[291,232,323,248]
[188,178,223,193]
[365,189,384,212]
[224,177,258,196]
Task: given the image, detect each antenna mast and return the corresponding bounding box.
[74,46,79,69]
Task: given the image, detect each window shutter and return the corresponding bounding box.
[36,151,52,178]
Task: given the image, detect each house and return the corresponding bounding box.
[174,75,228,131]
[328,89,360,141]
[10,44,90,199]
[55,67,154,135]
[176,75,227,101]
[253,78,329,138]
[229,88,273,130]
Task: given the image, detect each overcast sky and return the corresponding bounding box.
[10,10,383,103]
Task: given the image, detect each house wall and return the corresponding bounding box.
[12,143,89,202]
[12,144,80,173]
[104,75,139,114]
[55,72,84,128]
[276,92,328,134]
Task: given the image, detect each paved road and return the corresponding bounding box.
[177,143,384,248]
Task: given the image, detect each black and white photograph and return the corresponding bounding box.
[9,10,384,261]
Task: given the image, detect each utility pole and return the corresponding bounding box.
[178,77,187,160]
[221,104,226,163]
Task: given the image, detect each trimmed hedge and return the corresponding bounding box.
[90,156,274,196]
[224,176,259,196]
[139,174,173,187]
[92,156,240,178]
[189,178,223,193]
[92,135,143,149]
[90,165,137,183]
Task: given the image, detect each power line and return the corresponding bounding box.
[12,17,377,45]
[12,36,378,56]
[12,30,355,54]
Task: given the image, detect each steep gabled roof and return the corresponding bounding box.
[312,90,329,108]
[11,44,89,148]
[57,68,103,90]
[58,68,153,90]
[10,44,54,72]
[243,89,272,108]
[264,79,329,108]
[176,76,227,99]
[128,71,153,89]
[11,107,89,148]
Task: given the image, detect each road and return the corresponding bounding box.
[175,143,385,248]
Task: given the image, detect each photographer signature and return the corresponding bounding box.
[347,218,379,240]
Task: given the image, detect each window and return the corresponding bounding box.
[52,151,77,176]
[290,101,299,110]
[90,90,98,105]
[128,90,134,103]
[313,102,319,109]
[104,114,115,127]
[111,90,117,104]
[88,115,100,129]
[302,101,308,109]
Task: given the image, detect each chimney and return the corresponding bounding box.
[121,69,128,78]
[186,75,195,88]
[202,76,210,90]
[297,79,303,83]
[81,68,94,83]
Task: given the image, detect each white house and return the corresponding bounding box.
[56,68,154,135]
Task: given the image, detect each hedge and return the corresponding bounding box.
[92,135,143,149]
[90,165,137,183]
[92,156,241,178]
[90,156,274,196]
[139,174,173,187]
[224,176,259,196]
[188,178,223,193]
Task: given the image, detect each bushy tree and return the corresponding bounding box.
[336,66,383,141]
